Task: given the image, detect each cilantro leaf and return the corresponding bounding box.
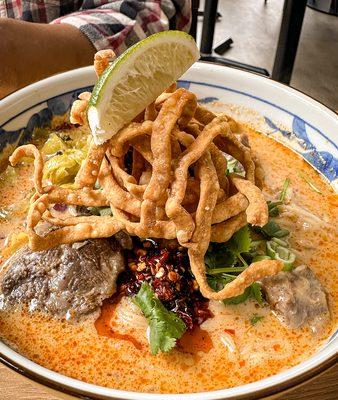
[207,274,234,292]
[223,283,264,306]
[148,320,176,354]
[223,286,251,305]
[133,283,186,355]
[205,226,264,305]
[207,273,263,306]
[250,315,264,325]
[207,268,250,305]
[205,246,236,270]
[133,282,154,317]
[203,177,293,309]
[228,225,252,255]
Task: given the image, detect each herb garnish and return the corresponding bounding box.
[266,177,290,217]
[257,178,291,237]
[133,283,186,355]
[227,224,252,266]
[266,238,295,270]
[298,172,322,194]
[205,226,264,305]
[205,179,296,304]
[88,206,112,216]
[250,315,264,325]
[267,200,282,217]
[226,158,239,175]
[279,177,290,202]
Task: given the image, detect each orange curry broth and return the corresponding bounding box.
[0,127,337,394]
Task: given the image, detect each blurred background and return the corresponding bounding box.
[1,0,337,108]
[195,0,338,109]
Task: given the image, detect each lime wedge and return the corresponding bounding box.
[87,31,199,144]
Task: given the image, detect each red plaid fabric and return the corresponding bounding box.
[0,1,191,54]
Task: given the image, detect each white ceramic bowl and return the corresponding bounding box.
[0,62,337,400]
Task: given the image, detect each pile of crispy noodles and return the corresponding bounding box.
[9,50,283,300]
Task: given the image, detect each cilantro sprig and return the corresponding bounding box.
[267,177,290,217]
[205,226,264,305]
[133,283,186,355]
[205,178,296,305]
[255,178,292,239]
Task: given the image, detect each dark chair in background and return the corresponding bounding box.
[190,0,200,40]
[190,0,309,84]
[190,0,269,76]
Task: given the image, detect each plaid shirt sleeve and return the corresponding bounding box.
[0,1,191,55]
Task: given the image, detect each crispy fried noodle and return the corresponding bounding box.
[9,51,283,300]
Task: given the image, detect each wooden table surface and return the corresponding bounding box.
[0,362,337,400]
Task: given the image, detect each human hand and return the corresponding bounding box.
[0,18,95,99]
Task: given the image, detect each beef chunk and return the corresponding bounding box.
[262,265,330,333]
[0,239,125,319]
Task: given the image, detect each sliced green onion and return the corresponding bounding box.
[266,240,295,269]
[298,172,322,195]
[279,178,290,202]
[267,200,282,217]
[98,207,113,216]
[271,237,289,247]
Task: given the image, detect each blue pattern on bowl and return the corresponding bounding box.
[198,97,219,104]
[0,81,337,182]
[47,86,93,116]
[264,115,338,182]
[0,86,93,154]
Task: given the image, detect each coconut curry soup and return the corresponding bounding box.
[0,58,337,395]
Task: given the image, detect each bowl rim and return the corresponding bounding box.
[1,63,337,128]
[1,348,337,400]
[0,62,337,400]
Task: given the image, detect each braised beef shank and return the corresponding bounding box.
[0,239,125,319]
[262,265,330,332]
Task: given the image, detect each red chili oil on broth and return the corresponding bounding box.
[95,298,143,350]
[0,126,337,394]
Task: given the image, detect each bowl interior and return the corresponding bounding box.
[0,62,337,400]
